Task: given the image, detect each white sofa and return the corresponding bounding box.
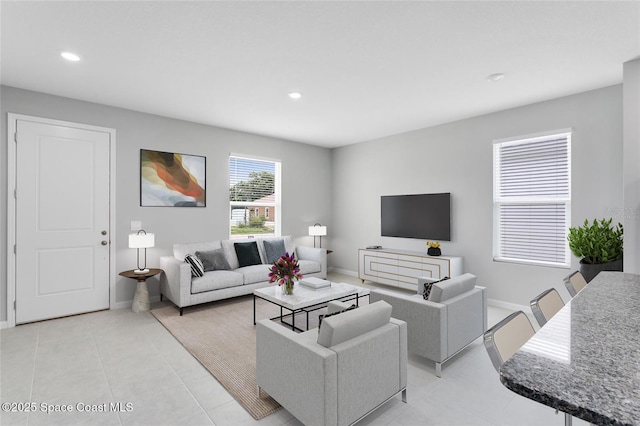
[370,273,487,377]
[256,300,407,426]
[160,236,326,315]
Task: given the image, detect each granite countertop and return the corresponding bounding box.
[500,272,640,426]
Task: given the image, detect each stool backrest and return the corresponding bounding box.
[530,288,565,327]
[564,271,587,297]
[483,311,535,372]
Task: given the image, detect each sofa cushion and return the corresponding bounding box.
[174,241,221,261]
[428,273,477,303]
[317,301,392,348]
[191,270,244,294]
[263,238,286,264]
[297,259,321,275]
[184,254,204,277]
[237,264,271,285]
[196,249,231,271]
[234,241,262,267]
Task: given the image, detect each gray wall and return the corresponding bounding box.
[1,85,332,322]
[0,83,627,322]
[330,85,624,307]
[623,59,640,274]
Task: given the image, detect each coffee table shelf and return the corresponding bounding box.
[253,282,370,331]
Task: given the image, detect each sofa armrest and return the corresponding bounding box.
[370,288,447,362]
[256,320,337,426]
[296,245,327,278]
[160,256,191,308]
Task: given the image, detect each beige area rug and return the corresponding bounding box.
[151,295,326,420]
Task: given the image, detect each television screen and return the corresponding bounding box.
[381,193,451,241]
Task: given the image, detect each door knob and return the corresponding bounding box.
[101,241,108,246]
[101,230,107,235]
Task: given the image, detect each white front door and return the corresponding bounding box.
[14,118,112,324]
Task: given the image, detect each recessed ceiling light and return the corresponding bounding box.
[288,92,302,100]
[61,52,81,62]
[487,73,505,82]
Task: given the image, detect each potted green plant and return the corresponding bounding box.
[567,218,623,282]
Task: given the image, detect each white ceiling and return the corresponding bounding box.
[2,1,639,148]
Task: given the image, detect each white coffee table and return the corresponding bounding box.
[253,282,370,331]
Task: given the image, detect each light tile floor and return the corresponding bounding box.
[1,272,589,426]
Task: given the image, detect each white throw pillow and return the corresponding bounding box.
[184,254,204,277]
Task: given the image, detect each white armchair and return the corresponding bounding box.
[370,273,487,377]
[256,301,407,426]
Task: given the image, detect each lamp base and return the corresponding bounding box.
[134,268,149,274]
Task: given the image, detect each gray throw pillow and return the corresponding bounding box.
[196,249,231,272]
[263,239,286,264]
[234,241,262,267]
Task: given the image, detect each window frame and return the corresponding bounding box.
[229,154,281,239]
[493,129,572,268]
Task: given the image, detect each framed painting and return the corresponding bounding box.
[140,149,206,207]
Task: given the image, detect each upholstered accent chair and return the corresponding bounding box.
[370,273,487,377]
[256,301,407,426]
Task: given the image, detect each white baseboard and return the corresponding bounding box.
[487,298,528,313]
[0,296,164,329]
[111,295,162,311]
[111,300,132,310]
[328,267,358,278]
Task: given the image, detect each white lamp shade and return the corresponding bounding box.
[308,225,327,237]
[129,233,155,248]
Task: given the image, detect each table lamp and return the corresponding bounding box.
[129,230,155,274]
[308,223,327,248]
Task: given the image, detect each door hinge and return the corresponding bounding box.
[14,132,18,143]
[14,244,16,254]
[14,300,16,310]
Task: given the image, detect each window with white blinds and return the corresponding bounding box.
[493,131,571,267]
[229,155,281,239]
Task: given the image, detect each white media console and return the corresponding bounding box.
[358,248,463,291]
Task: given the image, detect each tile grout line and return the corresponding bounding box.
[148,316,217,425]
[26,323,41,426]
[91,328,124,426]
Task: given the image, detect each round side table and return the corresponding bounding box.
[119,268,163,313]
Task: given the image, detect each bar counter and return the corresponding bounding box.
[500,271,640,425]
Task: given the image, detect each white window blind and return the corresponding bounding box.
[493,131,571,267]
[229,155,280,238]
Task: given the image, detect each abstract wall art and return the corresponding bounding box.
[140,149,206,207]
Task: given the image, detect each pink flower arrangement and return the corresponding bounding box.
[268,252,303,285]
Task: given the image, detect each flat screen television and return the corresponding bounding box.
[381,193,451,241]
